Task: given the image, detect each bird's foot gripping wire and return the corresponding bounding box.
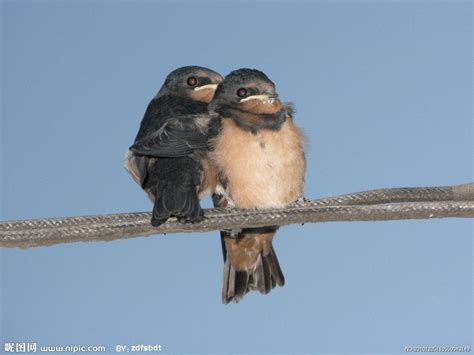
[224,198,236,209]
[291,196,310,207]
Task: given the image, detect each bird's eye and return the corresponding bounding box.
[237,88,247,98]
[187,76,198,86]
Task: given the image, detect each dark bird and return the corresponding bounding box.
[125,66,223,226]
[208,69,306,303]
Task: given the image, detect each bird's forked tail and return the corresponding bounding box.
[221,227,285,304]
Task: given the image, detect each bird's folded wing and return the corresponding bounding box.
[130,114,211,158]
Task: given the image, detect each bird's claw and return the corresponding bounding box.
[291,196,309,207]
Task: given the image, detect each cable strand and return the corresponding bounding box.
[1,183,473,248]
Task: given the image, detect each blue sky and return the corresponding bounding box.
[1,1,472,353]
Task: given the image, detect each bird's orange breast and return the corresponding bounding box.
[210,118,306,208]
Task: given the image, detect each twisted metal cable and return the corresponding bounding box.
[1,183,473,249]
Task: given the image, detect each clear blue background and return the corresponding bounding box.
[1,1,472,353]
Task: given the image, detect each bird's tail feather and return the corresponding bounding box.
[221,234,284,304]
[151,182,202,226]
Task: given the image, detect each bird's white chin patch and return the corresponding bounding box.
[194,84,218,91]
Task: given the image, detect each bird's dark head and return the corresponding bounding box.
[157,66,223,103]
[209,68,282,114]
[209,69,289,132]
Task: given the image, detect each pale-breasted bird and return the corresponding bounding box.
[208,68,306,303]
[125,66,223,226]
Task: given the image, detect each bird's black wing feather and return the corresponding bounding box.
[134,95,209,142]
[130,114,211,157]
[131,95,213,158]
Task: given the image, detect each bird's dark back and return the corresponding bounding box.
[134,95,209,142]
